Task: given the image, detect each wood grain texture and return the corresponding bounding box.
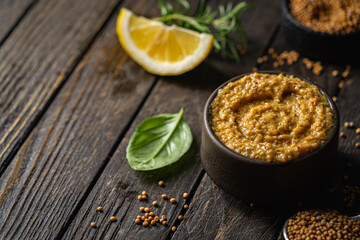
[0,0,122,174]
[0,0,157,238]
[62,0,283,239]
[0,0,36,42]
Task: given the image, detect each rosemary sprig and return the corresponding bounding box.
[157,0,254,61]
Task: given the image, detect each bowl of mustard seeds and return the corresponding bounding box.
[281,0,360,61]
[201,72,339,205]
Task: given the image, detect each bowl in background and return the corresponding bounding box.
[201,72,339,206]
[281,0,360,62]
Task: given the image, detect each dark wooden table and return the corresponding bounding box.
[0,0,359,239]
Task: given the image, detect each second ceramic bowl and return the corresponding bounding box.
[201,72,339,205]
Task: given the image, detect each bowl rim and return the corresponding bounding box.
[203,71,340,166]
[281,0,360,38]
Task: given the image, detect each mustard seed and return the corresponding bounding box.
[90,222,96,228]
[332,96,337,102]
[349,122,354,128]
[151,220,156,225]
[140,207,145,212]
[145,207,150,213]
[344,122,350,128]
[141,195,147,200]
[141,216,145,221]
[162,221,167,226]
[143,221,149,227]
[250,202,255,207]
[340,132,345,137]
[97,206,103,212]
[158,180,164,187]
[152,201,158,206]
[268,48,275,54]
[184,204,189,209]
[135,219,141,224]
[183,193,189,198]
[252,67,258,72]
[172,226,177,232]
[162,194,167,199]
[332,70,339,77]
[356,128,360,134]
[137,215,141,219]
[161,215,166,220]
[149,212,154,216]
[170,198,176,204]
[356,143,360,149]
[138,195,143,200]
[110,216,116,222]
[178,215,183,221]
[148,216,153,221]
[145,213,149,218]
[154,216,160,222]
[142,191,147,196]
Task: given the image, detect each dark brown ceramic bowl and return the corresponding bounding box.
[281,0,360,62]
[201,72,339,205]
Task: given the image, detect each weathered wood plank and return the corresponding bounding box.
[0,0,122,174]
[0,0,157,238]
[0,0,36,43]
[62,0,283,239]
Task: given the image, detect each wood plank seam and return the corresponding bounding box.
[0,0,40,46]
[0,0,126,178]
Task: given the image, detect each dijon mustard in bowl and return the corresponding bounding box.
[201,72,339,205]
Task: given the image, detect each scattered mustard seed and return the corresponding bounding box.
[162,221,167,226]
[158,180,164,187]
[110,216,116,222]
[138,195,142,200]
[145,213,149,218]
[141,195,147,200]
[149,212,154,217]
[151,220,156,225]
[184,204,189,209]
[135,219,141,224]
[268,48,275,54]
[137,215,141,219]
[152,201,158,206]
[154,216,160,222]
[142,191,147,196]
[178,215,184,221]
[143,221,149,227]
[356,143,360,149]
[172,226,177,232]
[148,216,153,221]
[342,65,351,78]
[344,122,350,128]
[332,96,337,102]
[356,128,360,134]
[349,122,354,128]
[90,222,96,228]
[183,193,189,198]
[340,132,345,137]
[338,80,344,89]
[97,206,103,212]
[332,70,339,77]
[252,67,258,72]
[162,194,167,199]
[140,207,145,212]
[141,216,145,221]
[145,207,150,213]
[161,215,167,220]
[170,198,176,204]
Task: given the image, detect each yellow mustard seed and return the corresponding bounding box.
[142,191,147,196]
[143,221,149,227]
[162,221,167,226]
[356,143,360,149]
[138,195,143,200]
[145,213,149,218]
[148,216,153,221]
[110,216,116,222]
[140,207,145,212]
[172,226,177,232]
[135,219,141,224]
[154,216,160,222]
[183,193,189,198]
[145,207,150,213]
[162,194,167,199]
[137,215,141,219]
[152,201,158,206]
[158,180,164,187]
[161,215,166,220]
[178,215,184,221]
[356,128,360,134]
[170,198,176,204]
[149,212,154,217]
[340,132,345,137]
[151,220,156,225]
[332,96,337,102]
[90,222,96,228]
[141,216,145,221]
[97,206,103,212]
[141,195,147,200]
[184,204,189,209]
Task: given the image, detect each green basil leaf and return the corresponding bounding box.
[126,108,193,171]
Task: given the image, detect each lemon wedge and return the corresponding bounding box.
[116,8,213,76]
